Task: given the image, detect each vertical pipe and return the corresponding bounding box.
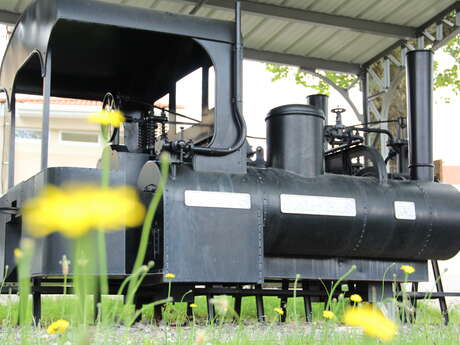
[306,94,328,123]
[234,0,242,111]
[406,50,434,181]
[169,83,176,134]
[7,93,15,188]
[202,66,209,117]
[41,51,52,171]
[361,70,370,162]
[306,94,328,153]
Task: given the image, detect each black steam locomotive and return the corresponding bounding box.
[0,0,459,322]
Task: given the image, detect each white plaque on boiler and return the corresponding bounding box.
[394,201,416,220]
[280,194,356,217]
[184,190,251,209]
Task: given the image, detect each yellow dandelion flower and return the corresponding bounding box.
[323,310,335,319]
[400,265,415,275]
[274,307,284,315]
[350,294,363,303]
[14,249,23,260]
[164,273,176,279]
[190,303,198,308]
[23,184,145,238]
[343,306,397,342]
[47,319,70,334]
[88,110,125,128]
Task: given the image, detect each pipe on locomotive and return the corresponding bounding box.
[190,0,247,156]
[406,50,434,182]
[306,94,329,124]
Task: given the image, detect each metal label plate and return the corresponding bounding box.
[184,190,251,209]
[280,194,356,217]
[394,201,416,220]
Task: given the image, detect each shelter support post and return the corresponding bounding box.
[41,51,51,171]
[7,93,15,188]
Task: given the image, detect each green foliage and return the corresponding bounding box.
[266,35,460,100]
[266,64,357,95]
[434,35,460,102]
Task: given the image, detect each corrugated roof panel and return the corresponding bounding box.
[284,26,336,56]
[327,33,385,62]
[356,37,398,64]
[307,30,359,60]
[154,1,187,13]
[350,0,413,23]
[252,0,284,5]
[261,22,316,53]
[240,14,265,38]
[121,0,153,8]
[334,0,381,19]
[208,9,234,21]
[312,0,354,13]
[283,0,317,10]
[383,0,453,26]
[244,18,289,49]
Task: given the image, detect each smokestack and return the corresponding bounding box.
[406,50,434,181]
[306,94,329,123]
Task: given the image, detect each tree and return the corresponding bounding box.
[266,35,459,119]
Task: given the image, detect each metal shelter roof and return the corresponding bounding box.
[0,0,458,74]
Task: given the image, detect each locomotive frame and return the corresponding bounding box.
[0,0,459,324]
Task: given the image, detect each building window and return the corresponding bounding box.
[15,128,42,141]
[60,131,100,144]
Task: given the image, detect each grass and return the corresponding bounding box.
[0,295,458,344]
[0,295,458,325]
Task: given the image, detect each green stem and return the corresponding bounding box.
[325,265,356,311]
[128,155,169,292]
[61,274,67,319]
[380,262,396,302]
[293,274,300,321]
[97,145,111,297]
[17,246,33,329]
[107,266,146,324]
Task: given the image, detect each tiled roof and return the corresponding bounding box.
[0,96,173,108]
[0,96,102,106]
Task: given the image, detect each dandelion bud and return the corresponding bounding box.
[59,255,71,276]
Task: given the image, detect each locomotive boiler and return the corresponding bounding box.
[0,0,459,322]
